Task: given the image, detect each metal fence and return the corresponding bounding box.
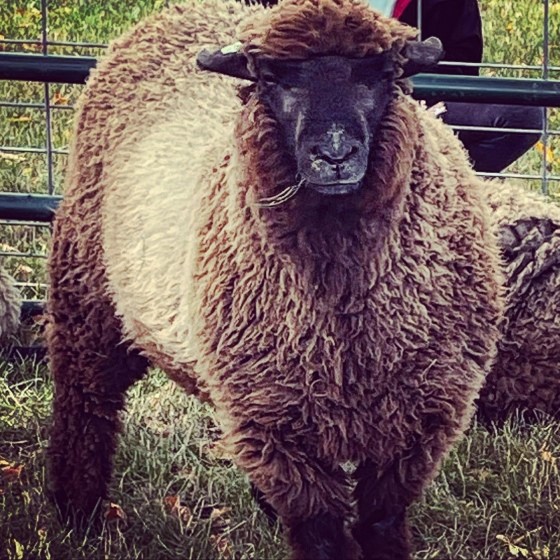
[0,0,559,308]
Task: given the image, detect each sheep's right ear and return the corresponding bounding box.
[401,36,444,77]
[196,43,256,81]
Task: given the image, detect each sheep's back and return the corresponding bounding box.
[479,183,560,420]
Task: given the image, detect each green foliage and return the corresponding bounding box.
[478,0,560,199]
[0,0,559,284]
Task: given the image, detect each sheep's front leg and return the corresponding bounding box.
[286,513,352,560]
[352,461,413,560]
[47,255,148,526]
[229,429,359,560]
[251,480,352,560]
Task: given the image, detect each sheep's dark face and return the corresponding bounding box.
[256,55,394,195]
[197,37,443,199]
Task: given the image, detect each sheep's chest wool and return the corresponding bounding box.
[46,1,509,559]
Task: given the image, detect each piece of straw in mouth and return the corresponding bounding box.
[254,177,305,208]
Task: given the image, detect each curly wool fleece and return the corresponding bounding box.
[479,183,560,422]
[48,0,503,541]
[0,266,19,339]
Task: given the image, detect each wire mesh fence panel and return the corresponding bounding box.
[0,0,559,303]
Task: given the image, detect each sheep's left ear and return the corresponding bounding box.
[196,42,256,81]
[401,36,444,77]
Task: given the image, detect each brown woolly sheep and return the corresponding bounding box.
[0,265,20,339]
[46,1,504,559]
[479,183,560,422]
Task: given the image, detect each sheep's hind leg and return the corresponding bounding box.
[47,291,148,527]
[352,460,416,560]
[250,482,278,526]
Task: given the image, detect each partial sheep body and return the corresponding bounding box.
[47,1,503,558]
[481,184,560,421]
[0,266,19,339]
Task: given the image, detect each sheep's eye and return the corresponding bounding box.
[352,55,395,85]
[259,61,302,89]
[260,73,280,87]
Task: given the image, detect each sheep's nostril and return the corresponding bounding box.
[314,143,359,165]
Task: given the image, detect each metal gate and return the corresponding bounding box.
[0,0,559,319]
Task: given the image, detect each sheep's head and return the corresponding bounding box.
[197,0,443,200]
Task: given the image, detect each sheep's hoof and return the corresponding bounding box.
[250,482,278,527]
[50,487,105,534]
[288,514,360,560]
[353,511,410,560]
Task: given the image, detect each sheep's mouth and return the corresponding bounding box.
[305,181,362,196]
[253,177,362,209]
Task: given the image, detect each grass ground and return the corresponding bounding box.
[1,361,559,559]
[1,0,560,559]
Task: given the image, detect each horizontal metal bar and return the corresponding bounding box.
[0,53,96,84]
[450,125,560,136]
[0,250,47,258]
[0,39,107,49]
[451,125,547,135]
[477,171,560,181]
[0,220,51,227]
[438,61,560,73]
[1,53,560,106]
[15,281,48,288]
[0,146,68,155]
[0,101,74,110]
[414,74,560,107]
[1,104,558,137]
[0,193,61,221]
[2,42,559,73]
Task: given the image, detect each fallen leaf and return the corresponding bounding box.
[52,91,69,105]
[474,467,492,481]
[22,43,41,52]
[210,506,232,522]
[163,495,192,524]
[13,539,24,560]
[535,141,555,163]
[209,506,232,533]
[163,495,180,511]
[1,464,23,482]
[9,115,32,123]
[104,502,126,522]
[496,535,530,558]
[541,449,556,464]
[209,535,234,559]
[0,153,26,162]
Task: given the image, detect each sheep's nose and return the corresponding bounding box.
[313,141,359,165]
